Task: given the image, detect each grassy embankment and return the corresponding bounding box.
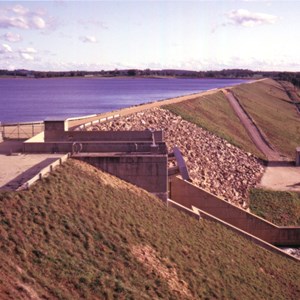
[231,79,300,225]
[250,188,300,226]
[231,78,300,158]
[164,79,300,225]
[0,159,299,299]
[163,91,265,159]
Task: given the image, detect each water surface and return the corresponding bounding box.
[0,78,248,123]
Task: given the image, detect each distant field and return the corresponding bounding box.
[232,79,300,158]
[163,91,265,159]
[0,159,299,299]
[250,188,300,226]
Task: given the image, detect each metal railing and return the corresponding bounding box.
[0,121,44,140]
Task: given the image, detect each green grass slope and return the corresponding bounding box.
[232,79,300,158]
[163,91,265,159]
[250,188,300,226]
[0,160,299,299]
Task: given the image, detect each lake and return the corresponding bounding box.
[0,78,248,123]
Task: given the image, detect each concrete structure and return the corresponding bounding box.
[169,176,300,246]
[296,147,300,166]
[22,117,300,254]
[166,199,298,261]
[23,119,168,200]
[75,153,167,200]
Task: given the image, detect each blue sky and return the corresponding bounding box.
[0,0,299,71]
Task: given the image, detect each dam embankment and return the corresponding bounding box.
[87,107,264,208]
[1,81,265,208]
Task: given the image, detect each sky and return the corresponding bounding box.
[0,0,299,72]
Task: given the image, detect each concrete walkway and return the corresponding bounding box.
[223,89,282,162]
[0,141,64,191]
[259,162,300,192]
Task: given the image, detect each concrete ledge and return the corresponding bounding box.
[167,199,200,220]
[166,199,298,261]
[44,130,164,142]
[192,206,299,262]
[16,153,70,191]
[169,176,300,246]
[75,114,120,130]
[23,141,167,154]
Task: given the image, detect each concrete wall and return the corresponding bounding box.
[166,199,298,261]
[76,154,168,200]
[44,130,164,143]
[169,177,300,246]
[23,141,167,154]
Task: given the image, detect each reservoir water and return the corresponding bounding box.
[0,78,248,123]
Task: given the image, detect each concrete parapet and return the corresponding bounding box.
[16,153,70,191]
[23,141,167,154]
[166,199,298,261]
[276,227,300,246]
[169,176,300,246]
[44,128,164,143]
[167,199,200,220]
[296,147,300,166]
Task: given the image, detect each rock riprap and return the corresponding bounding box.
[87,108,264,208]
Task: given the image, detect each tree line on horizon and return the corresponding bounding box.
[0,68,299,86]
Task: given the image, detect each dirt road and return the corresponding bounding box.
[223,89,282,162]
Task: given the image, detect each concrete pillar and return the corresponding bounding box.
[296,147,300,166]
[44,119,68,141]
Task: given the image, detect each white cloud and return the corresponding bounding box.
[80,35,97,43]
[19,47,37,60]
[31,16,46,29]
[23,47,37,54]
[20,52,34,60]
[12,5,29,15]
[225,9,278,27]
[0,43,12,53]
[1,32,22,42]
[0,4,49,30]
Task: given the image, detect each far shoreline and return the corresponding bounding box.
[0,75,254,80]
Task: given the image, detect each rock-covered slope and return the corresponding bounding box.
[90,107,264,207]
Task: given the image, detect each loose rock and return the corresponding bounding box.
[88,107,265,208]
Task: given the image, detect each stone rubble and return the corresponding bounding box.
[88,107,265,208]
